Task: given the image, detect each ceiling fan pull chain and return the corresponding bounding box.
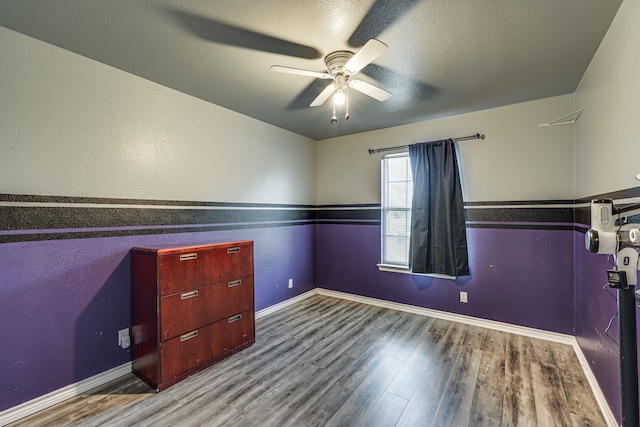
[345,89,350,120]
[331,97,338,124]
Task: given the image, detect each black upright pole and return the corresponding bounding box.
[618,286,639,427]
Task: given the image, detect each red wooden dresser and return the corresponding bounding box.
[130,241,255,391]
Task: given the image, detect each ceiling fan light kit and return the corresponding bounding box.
[334,88,346,106]
[271,39,392,125]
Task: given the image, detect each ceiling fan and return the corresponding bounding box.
[270,39,392,123]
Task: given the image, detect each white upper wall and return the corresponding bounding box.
[574,0,640,199]
[317,95,575,204]
[0,27,316,205]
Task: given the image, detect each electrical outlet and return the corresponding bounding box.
[118,328,130,349]
[460,291,468,303]
[288,278,293,288]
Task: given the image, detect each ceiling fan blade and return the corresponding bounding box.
[344,39,388,75]
[270,65,332,79]
[286,80,334,110]
[310,83,336,107]
[349,80,392,101]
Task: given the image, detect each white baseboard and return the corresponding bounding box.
[1,288,617,427]
[317,288,575,343]
[571,341,618,427]
[316,288,617,427]
[0,291,320,426]
[0,362,132,426]
[255,289,319,319]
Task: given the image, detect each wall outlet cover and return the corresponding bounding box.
[118,328,130,348]
[460,292,468,303]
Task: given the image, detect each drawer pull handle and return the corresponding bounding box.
[228,279,242,288]
[180,290,199,300]
[180,330,198,342]
[227,247,241,254]
[228,314,242,323]
[179,253,197,261]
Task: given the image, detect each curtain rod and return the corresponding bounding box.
[368,133,485,155]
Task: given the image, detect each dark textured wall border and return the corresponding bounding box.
[3,190,638,242]
[0,221,312,243]
[1,206,315,230]
[318,201,577,230]
[0,194,316,243]
[317,206,381,224]
[465,207,574,223]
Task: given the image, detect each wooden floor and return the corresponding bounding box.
[10,295,607,427]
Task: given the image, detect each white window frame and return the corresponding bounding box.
[379,152,413,272]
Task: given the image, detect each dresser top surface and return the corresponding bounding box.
[131,240,253,255]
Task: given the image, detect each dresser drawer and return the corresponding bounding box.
[218,242,254,280]
[212,309,255,356]
[157,244,253,296]
[158,248,219,296]
[213,275,254,320]
[159,325,216,381]
[159,285,217,341]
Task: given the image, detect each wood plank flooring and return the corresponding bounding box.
[9,295,607,426]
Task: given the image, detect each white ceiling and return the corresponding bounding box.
[0,0,622,141]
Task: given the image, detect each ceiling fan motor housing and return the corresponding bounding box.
[325,50,354,77]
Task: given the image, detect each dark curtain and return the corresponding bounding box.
[408,139,470,277]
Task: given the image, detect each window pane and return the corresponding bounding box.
[384,210,409,236]
[381,153,413,267]
[387,182,409,207]
[387,158,408,182]
[383,236,409,265]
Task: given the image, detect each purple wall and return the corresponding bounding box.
[317,223,575,334]
[0,225,316,411]
[1,195,634,424]
[574,230,638,422]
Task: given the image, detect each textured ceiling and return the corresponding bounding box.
[0,0,622,140]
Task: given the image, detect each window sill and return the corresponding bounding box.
[376,264,457,280]
[377,264,411,274]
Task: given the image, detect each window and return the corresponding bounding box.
[381,153,413,267]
